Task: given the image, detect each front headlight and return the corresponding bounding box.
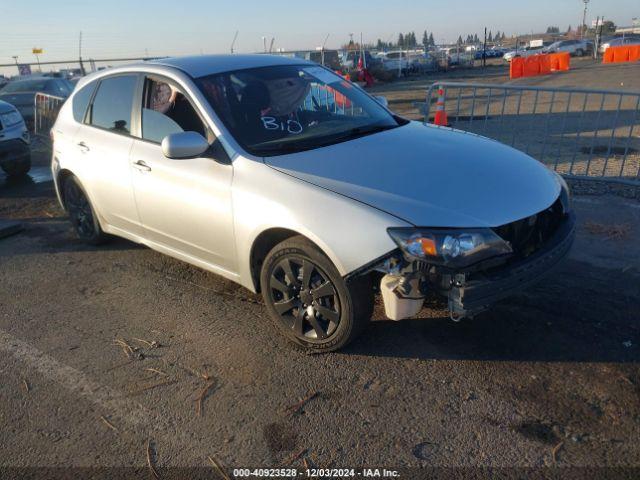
[0,110,24,128]
[387,227,513,269]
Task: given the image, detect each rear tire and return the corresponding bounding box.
[260,236,373,352]
[63,175,108,245]
[1,154,31,177]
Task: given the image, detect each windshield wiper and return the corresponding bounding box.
[334,124,398,141]
[252,124,399,155]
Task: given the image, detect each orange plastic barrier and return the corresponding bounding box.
[511,53,569,79]
[553,52,571,72]
[603,48,615,63]
[510,57,524,78]
[603,45,640,64]
[538,54,551,75]
[613,46,630,63]
[523,55,541,76]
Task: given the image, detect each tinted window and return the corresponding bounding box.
[89,75,137,134]
[72,82,96,123]
[140,77,207,143]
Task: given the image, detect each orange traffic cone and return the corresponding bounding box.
[433,87,449,126]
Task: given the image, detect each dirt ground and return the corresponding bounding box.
[1,58,640,478]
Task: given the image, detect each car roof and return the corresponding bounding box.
[149,54,314,78]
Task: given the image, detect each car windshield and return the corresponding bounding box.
[195,64,402,156]
[1,79,49,93]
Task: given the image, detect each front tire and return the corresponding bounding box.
[63,176,108,245]
[260,236,373,352]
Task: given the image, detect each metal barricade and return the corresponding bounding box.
[424,82,640,184]
[33,92,66,137]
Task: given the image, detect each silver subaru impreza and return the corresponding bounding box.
[51,55,575,352]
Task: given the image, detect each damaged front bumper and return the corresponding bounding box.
[446,211,576,318]
[361,211,576,321]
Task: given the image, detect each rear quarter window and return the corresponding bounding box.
[88,75,138,134]
[72,81,97,123]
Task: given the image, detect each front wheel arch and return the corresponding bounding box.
[250,228,337,293]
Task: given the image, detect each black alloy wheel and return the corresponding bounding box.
[269,256,340,341]
[260,236,373,352]
[63,176,107,245]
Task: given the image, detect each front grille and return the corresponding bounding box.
[493,197,565,260]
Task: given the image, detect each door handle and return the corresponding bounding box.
[132,160,152,172]
[77,141,90,153]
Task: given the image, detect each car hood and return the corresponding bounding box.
[0,100,16,114]
[0,93,34,116]
[264,121,561,227]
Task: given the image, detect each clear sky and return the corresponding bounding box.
[2,0,638,73]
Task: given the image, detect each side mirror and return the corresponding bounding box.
[161,131,209,159]
[375,96,389,108]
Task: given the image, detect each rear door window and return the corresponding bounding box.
[87,75,138,134]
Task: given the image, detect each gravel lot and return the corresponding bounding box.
[1,59,639,477]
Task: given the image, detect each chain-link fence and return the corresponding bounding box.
[425,82,640,184]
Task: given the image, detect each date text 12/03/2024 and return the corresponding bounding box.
[232,468,401,478]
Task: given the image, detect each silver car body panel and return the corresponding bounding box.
[265,121,561,228]
[52,55,561,295]
[52,58,408,292]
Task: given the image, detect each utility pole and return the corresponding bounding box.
[230,30,239,54]
[12,55,19,75]
[483,27,487,68]
[581,0,590,39]
[321,33,329,66]
[78,31,86,75]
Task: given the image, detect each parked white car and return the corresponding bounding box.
[543,39,591,56]
[377,51,410,72]
[503,46,545,62]
[51,55,575,351]
[0,100,31,176]
[598,36,640,54]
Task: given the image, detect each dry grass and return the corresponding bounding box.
[128,379,177,396]
[195,381,216,417]
[207,455,230,480]
[551,441,564,464]
[100,415,118,432]
[285,391,319,416]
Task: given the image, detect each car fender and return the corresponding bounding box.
[231,157,410,292]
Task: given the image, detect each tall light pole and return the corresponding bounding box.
[230,30,239,54]
[581,0,590,39]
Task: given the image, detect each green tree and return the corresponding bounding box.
[422,30,429,48]
[488,30,493,42]
[398,33,404,48]
[601,20,616,34]
[457,35,463,45]
[429,32,435,47]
